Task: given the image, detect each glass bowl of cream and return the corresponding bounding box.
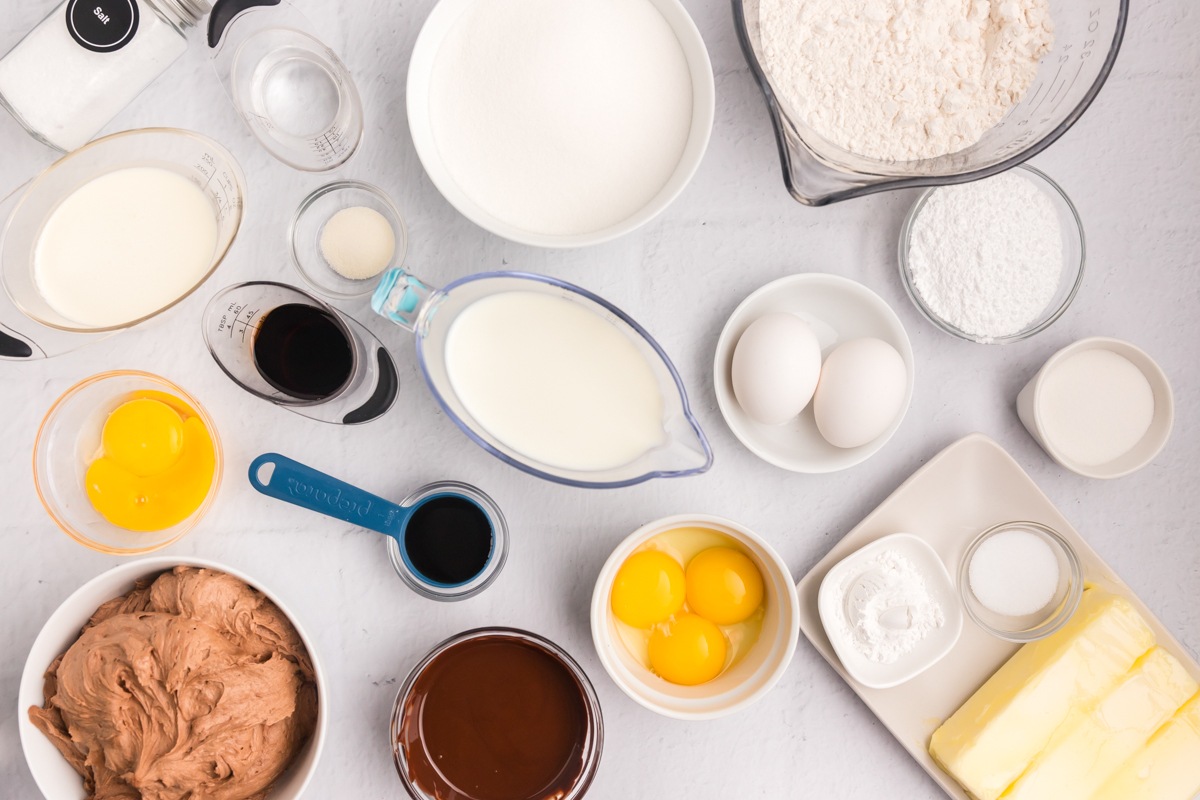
[0,128,246,341]
[959,522,1083,643]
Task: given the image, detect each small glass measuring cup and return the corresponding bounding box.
[201,281,397,424]
[248,453,508,600]
[208,0,362,171]
[371,268,713,488]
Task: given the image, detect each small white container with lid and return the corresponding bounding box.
[0,0,209,151]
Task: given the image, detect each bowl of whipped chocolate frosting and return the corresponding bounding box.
[18,557,327,800]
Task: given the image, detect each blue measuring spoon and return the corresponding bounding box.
[248,453,508,600]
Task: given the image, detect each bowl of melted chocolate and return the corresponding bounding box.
[392,628,603,800]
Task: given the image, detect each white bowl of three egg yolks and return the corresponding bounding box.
[590,514,800,719]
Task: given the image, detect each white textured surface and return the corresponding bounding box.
[0,0,1197,798]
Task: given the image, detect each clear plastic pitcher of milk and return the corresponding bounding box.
[370,268,713,488]
[207,0,362,171]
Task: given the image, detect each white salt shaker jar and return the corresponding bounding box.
[0,0,210,152]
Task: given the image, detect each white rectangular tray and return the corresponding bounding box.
[796,432,1200,800]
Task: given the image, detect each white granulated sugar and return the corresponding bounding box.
[758,0,1054,161]
[968,529,1060,617]
[429,0,693,237]
[908,171,1063,338]
[834,550,945,664]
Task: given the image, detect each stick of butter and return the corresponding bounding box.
[1002,646,1198,800]
[929,587,1155,800]
[1091,691,1200,800]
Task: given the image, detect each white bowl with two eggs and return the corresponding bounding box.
[714,273,916,473]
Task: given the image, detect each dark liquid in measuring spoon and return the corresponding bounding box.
[253,304,353,400]
[404,496,493,585]
[399,635,591,800]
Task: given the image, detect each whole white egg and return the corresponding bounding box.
[813,337,908,448]
[731,312,823,426]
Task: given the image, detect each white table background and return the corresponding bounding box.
[1,0,1198,797]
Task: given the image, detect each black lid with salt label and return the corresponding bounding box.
[65,0,140,53]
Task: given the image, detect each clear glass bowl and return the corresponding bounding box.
[898,164,1086,344]
[391,627,604,800]
[959,521,1083,643]
[289,180,408,300]
[733,0,1129,205]
[33,371,223,554]
[386,481,510,601]
[0,128,246,361]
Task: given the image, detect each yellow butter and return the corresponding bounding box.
[1091,691,1200,800]
[929,588,1155,800]
[1002,646,1198,800]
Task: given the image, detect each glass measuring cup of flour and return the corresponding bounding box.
[0,127,245,360]
[201,281,397,424]
[207,0,362,171]
[248,453,508,600]
[733,0,1128,205]
[371,268,713,488]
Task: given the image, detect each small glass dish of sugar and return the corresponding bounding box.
[289,180,408,300]
[959,521,1082,642]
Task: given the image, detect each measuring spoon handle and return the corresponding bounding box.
[248,453,410,539]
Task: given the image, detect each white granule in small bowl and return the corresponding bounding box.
[320,206,396,281]
[907,171,1064,339]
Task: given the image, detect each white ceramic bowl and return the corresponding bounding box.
[405,0,715,248]
[590,514,799,720]
[714,273,916,473]
[19,557,327,800]
[817,533,963,690]
[1016,336,1175,479]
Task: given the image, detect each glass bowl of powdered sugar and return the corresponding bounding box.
[898,164,1085,345]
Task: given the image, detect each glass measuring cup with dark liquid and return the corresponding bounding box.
[201,281,397,424]
[248,452,509,600]
[253,303,353,400]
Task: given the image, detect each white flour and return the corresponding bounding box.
[428,0,693,236]
[908,171,1063,338]
[758,0,1054,161]
[833,550,944,664]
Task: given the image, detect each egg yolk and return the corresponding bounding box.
[685,547,764,625]
[611,550,685,629]
[86,399,215,532]
[648,613,727,686]
[101,398,185,476]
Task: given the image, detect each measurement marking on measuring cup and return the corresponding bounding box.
[215,302,263,343]
[1051,64,1085,113]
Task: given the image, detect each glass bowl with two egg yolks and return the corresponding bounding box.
[34,371,222,554]
[85,395,216,531]
[610,528,765,686]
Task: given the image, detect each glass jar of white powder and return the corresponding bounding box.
[0,0,209,152]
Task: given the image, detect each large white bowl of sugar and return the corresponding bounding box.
[406,0,715,248]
